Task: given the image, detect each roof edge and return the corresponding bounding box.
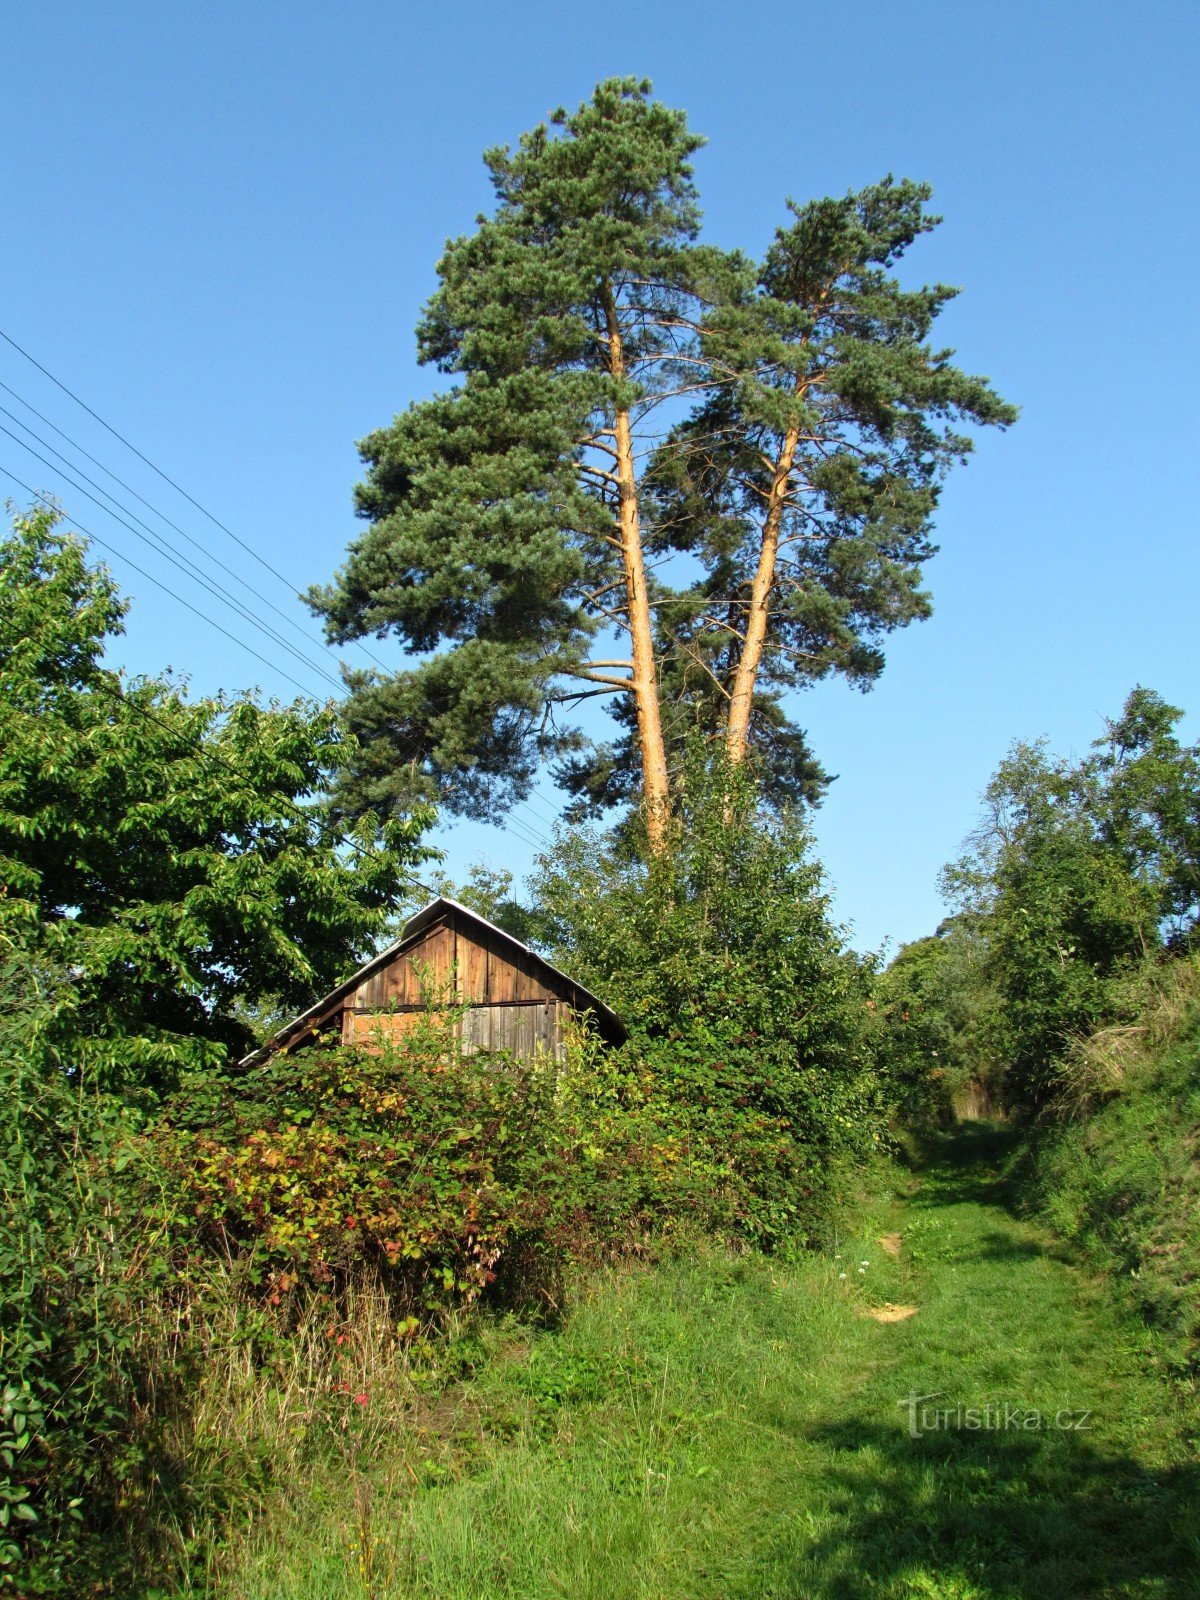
[237,897,626,1067]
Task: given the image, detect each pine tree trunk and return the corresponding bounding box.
[724,421,801,765]
[603,288,672,852]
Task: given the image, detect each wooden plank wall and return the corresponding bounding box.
[343,1001,561,1058]
[460,1000,560,1057]
[349,914,561,1010]
[341,911,568,1059]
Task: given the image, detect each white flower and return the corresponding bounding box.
[860,1260,870,1267]
[838,1272,847,1280]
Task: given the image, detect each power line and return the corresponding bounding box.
[0,325,392,673]
[2,469,564,874]
[0,331,606,857]
[1,467,328,701]
[0,383,357,680]
[3,466,438,893]
[503,813,553,851]
[516,792,564,831]
[0,426,345,695]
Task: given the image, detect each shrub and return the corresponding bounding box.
[528,753,885,1243]
[0,955,152,1596]
[160,1015,575,1320]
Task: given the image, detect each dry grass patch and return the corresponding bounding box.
[861,1302,918,1323]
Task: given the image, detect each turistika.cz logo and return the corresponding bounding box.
[898,1391,1093,1439]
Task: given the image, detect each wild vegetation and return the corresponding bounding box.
[0,508,890,1595]
[4,75,1198,1600]
[7,498,1197,1595]
[198,1130,1199,1600]
[875,685,1200,1400]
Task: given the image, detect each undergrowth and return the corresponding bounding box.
[1009,957,1200,1400]
[188,1134,1200,1599]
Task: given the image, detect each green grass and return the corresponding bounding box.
[1015,1017,1200,1394]
[198,1127,1199,1600]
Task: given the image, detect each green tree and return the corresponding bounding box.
[1091,686,1200,944]
[310,77,716,850]
[873,921,1003,1120]
[938,693,1200,1110]
[0,505,433,1086]
[311,80,1013,841]
[525,750,882,1239]
[637,178,1016,800]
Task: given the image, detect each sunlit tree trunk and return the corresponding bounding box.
[603,285,671,851]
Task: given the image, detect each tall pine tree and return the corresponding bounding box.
[647,178,1016,780]
[312,82,1014,842]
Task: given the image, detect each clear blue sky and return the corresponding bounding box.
[4,1,1197,951]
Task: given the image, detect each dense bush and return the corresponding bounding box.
[0,956,152,1596]
[528,754,884,1243]
[160,1018,576,1319]
[869,923,1003,1121]
[1010,959,1200,1391]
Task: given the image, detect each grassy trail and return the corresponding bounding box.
[214,1128,1199,1599]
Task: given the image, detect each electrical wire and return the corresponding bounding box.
[2,468,564,874]
[0,325,392,672]
[0,383,360,678]
[0,425,346,694]
[2,467,330,701]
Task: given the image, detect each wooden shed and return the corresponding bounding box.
[241,897,625,1065]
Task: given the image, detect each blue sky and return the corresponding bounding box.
[4,1,1197,951]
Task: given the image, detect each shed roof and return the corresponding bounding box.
[239,896,626,1066]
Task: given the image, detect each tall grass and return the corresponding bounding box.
[183,1136,1200,1599]
[1014,954,1200,1399]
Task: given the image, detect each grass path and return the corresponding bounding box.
[215,1127,1199,1599]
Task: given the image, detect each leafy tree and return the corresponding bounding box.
[872,920,1001,1119]
[311,79,1013,842]
[525,750,883,1239]
[1091,686,1200,944]
[939,689,1200,1110]
[0,505,434,1086]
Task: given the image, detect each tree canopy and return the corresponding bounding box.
[311,78,1014,843]
[938,686,1199,1108]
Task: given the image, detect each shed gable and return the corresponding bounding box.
[239,897,625,1068]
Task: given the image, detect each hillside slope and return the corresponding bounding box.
[1014,984,1200,1402]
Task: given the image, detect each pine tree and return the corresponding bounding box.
[311,77,730,849]
[312,86,1014,842]
[643,178,1017,779]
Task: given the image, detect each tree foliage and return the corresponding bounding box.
[576,175,1017,812]
[0,954,139,1594]
[935,688,1199,1110]
[0,505,434,1086]
[525,750,884,1240]
[311,79,1014,836]
[871,921,1001,1120]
